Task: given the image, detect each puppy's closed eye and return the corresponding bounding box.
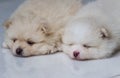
[83,44,91,48]
[68,43,74,46]
[27,40,35,45]
[12,38,17,42]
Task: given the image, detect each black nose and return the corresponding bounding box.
[16,47,23,55]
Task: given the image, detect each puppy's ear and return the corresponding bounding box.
[36,18,52,35]
[100,27,110,39]
[36,21,50,35]
[3,20,12,29]
[40,22,49,34]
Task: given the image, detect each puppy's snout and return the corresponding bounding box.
[73,51,80,58]
[16,47,23,56]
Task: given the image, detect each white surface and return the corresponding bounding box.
[0,0,120,78]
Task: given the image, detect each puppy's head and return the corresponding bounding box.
[3,17,53,56]
[62,19,118,60]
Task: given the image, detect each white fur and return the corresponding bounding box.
[62,0,120,60]
[3,0,82,56]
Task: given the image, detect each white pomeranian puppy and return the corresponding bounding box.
[62,0,120,60]
[3,0,82,56]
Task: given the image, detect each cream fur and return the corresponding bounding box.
[3,0,82,56]
[62,0,120,60]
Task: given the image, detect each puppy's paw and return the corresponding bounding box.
[31,45,60,56]
[45,48,59,54]
[2,42,9,49]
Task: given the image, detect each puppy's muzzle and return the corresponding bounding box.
[73,51,80,58]
[16,47,23,56]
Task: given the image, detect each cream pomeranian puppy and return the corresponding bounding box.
[62,0,120,60]
[3,0,82,56]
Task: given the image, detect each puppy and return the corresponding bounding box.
[62,0,120,60]
[3,0,82,56]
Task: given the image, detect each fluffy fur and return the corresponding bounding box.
[62,0,120,60]
[3,0,82,56]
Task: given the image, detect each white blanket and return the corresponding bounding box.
[0,0,120,78]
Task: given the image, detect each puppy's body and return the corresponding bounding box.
[62,0,120,60]
[3,0,82,56]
